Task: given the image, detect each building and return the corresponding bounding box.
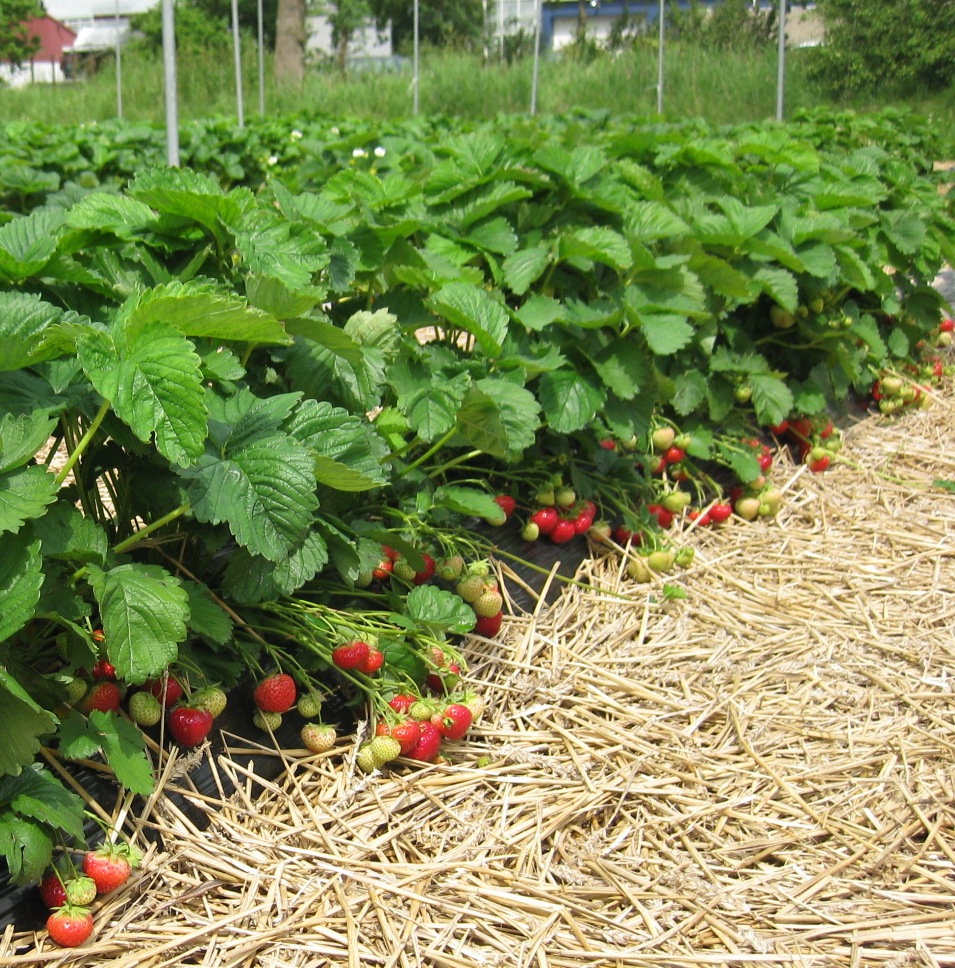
[0,15,77,86]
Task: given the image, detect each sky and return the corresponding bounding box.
[44,0,157,23]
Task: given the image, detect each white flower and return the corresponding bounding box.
[373,145,386,158]
[267,155,278,165]
[352,148,367,159]
[290,129,303,141]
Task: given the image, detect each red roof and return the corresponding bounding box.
[22,16,77,63]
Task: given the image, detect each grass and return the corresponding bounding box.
[1,44,953,132]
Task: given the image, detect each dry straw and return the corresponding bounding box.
[6,388,955,967]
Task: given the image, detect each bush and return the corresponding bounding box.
[810,0,955,96]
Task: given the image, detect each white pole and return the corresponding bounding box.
[530,0,541,114]
[257,0,265,114]
[413,0,419,114]
[232,0,244,126]
[656,0,664,114]
[162,0,179,166]
[775,0,786,120]
[114,0,122,118]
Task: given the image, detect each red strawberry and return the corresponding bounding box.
[91,660,116,681]
[168,706,214,747]
[433,703,473,740]
[407,721,443,762]
[708,502,733,524]
[372,558,393,581]
[808,454,830,473]
[39,870,67,909]
[494,494,517,519]
[473,611,503,637]
[332,640,371,670]
[46,905,94,948]
[413,553,436,585]
[358,647,385,675]
[253,673,297,713]
[388,693,418,715]
[144,673,184,707]
[663,446,686,465]
[389,719,422,755]
[425,661,461,693]
[549,518,576,544]
[82,842,139,894]
[529,506,558,535]
[81,681,121,714]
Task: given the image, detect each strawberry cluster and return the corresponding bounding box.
[38,841,142,948]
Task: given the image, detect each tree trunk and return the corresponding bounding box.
[275,0,306,87]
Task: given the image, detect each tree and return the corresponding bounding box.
[322,0,373,72]
[0,0,43,70]
[368,0,485,53]
[811,0,955,95]
[274,0,305,85]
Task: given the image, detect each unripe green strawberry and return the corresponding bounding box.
[369,735,401,765]
[191,686,227,719]
[128,691,162,727]
[473,589,504,618]
[296,691,324,719]
[455,574,486,604]
[646,550,676,573]
[64,677,88,706]
[461,693,486,722]
[356,745,378,773]
[253,710,283,732]
[301,723,336,753]
[555,486,576,508]
[65,876,97,906]
[436,555,465,582]
[409,700,435,721]
[392,557,416,581]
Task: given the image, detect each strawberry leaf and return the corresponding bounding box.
[425,282,509,356]
[404,585,476,635]
[0,466,58,536]
[77,318,207,467]
[0,530,43,642]
[0,764,86,844]
[86,562,189,684]
[538,369,606,433]
[0,208,66,281]
[0,669,57,777]
[87,711,155,796]
[0,810,53,886]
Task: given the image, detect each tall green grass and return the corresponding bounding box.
[1,44,952,129]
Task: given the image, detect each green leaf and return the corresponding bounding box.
[31,501,108,565]
[86,562,189,684]
[0,669,58,777]
[426,282,509,356]
[515,295,565,331]
[58,709,103,760]
[181,582,233,645]
[404,585,476,635]
[0,810,53,885]
[502,245,550,295]
[626,201,689,241]
[466,377,540,460]
[286,399,389,492]
[672,370,708,416]
[639,315,695,356]
[0,765,86,844]
[65,192,158,237]
[0,208,67,281]
[432,485,501,521]
[750,373,795,427]
[395,364,470,443]
[177,406,318,562]
[86,712,155,796]
[538,369,606,434]
[727,449,761,483]
[224,528,330,604]
[752,267,799,313]
[128,166,243,238]
[591,338,651,399]
[0,412,58,473]
[0,466,58,536]
[77,319,207,467]
[0,292,74,371]
[881,209,926,256]
[559,226,632,272]
[127,282,291,345]
[0,530,43,642]
[851,315,887,362]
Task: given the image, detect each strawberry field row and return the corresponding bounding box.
[0,107,952,943]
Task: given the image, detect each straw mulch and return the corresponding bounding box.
[5,388,955,968]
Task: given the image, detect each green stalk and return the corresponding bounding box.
[53,397,111,488]
[401,427,460,474]
[113,502,192,555]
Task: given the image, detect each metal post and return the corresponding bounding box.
[530,0,541,115]
[656,0,664,114]
[413,0,419,114]
[232,0,244,126]
[775,0,786,120]
[114,0,122,118]
[257,0,265,114]
[162,0,179,166]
